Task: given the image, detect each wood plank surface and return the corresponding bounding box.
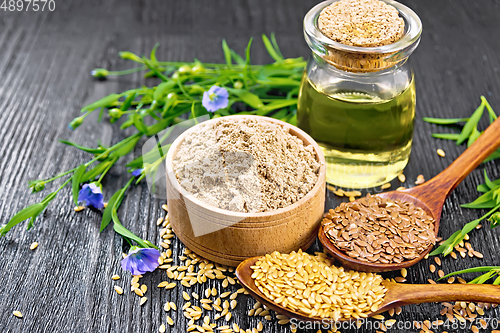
[0,1,499,332]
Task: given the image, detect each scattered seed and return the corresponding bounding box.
[473,251,484,258]
[111,274,120,280]
[434,257,441,266]
[415,174,425,185]
[429,264,436,273]
[141,284,147,294]
[13,311,23,318]
[134,288,144,297]
[167,316,174,326]
[162,204,168,212]
[170,302,177,311]
[436,149,445,157]
[447,277,455,284]
[114,286,123,295]
[372,315,385,320]
[380,183,391,190]
[400,268,407,278]
[398,173,406,183]
[140,297,147,305]
[183,291,191,301]
[438,270,445,278]
[74,206,85,212]
[159,324,166,333]
[30,242,39,250]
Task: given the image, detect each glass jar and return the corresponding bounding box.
[297,0,422,189]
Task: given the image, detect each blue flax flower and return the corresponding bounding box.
[78,183,104,209]
[202,86,229,112]
[121,246,160,275]
[132,168,144,177]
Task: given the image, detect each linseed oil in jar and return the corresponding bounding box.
[298,0,422,188]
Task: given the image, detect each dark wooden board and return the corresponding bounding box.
[0,1,499,332]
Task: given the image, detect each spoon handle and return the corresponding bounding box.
[407,116,500,216]
[385,282,500,308]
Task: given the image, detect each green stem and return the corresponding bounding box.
[97,157,118,184]
[107,66,147,76]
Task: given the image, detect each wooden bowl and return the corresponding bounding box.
[165,115,326,267]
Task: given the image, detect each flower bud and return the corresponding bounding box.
[108,108,123,119]
[90,68,109,78]
[189,85,205,94]
[118,51,143,63]
[166,92,178,101]
[68,116,84,130]
[178,65,191,75]
[192,65,205,74]
[171,72,179,80]
[233,81,244,90]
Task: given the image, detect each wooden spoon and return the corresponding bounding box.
[320,116,500,272]
[236,257,500,323]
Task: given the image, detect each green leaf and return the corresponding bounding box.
[109,135,142,159]
[72,164,86,205]
[457,102,485,145]
[430,230,462,256]
[440,266,500,279]
[100,189,121,232]
[477,179,500,193]
[153,81,176,101]
[133,113,148,134]
[481,96,497,123]
[493,275,500,285]
[460,189,497,209]
[120,92,137,111]
[256,99,297,116]
[467,126,482,147]
[1,203,45,236]
[431,133,461,140]
[483,148,500,163]
[81,94,121,112]
[229,49,245,65]
[150,43,160,64]
[471,271,495,284]
[460,218,482,235]
[112,210,150,248]
[422,117,469,125]
[226,88,264,109]
[142,57,168,82]
[222,39,232,68]
[82,160,113,182]
[270,33,284,59]
[262,34,283,62]
[484,170,496,190]
[59,140,107,155]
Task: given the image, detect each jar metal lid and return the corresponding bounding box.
[304,0,422,72]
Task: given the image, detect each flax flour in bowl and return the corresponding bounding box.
[165,115,326,266]
[172,117,320,213]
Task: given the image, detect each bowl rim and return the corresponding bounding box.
[165,115,326,218]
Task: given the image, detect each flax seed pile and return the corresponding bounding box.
[173,118,319,213]
[322,194,436,263]
[251,250,387,321]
